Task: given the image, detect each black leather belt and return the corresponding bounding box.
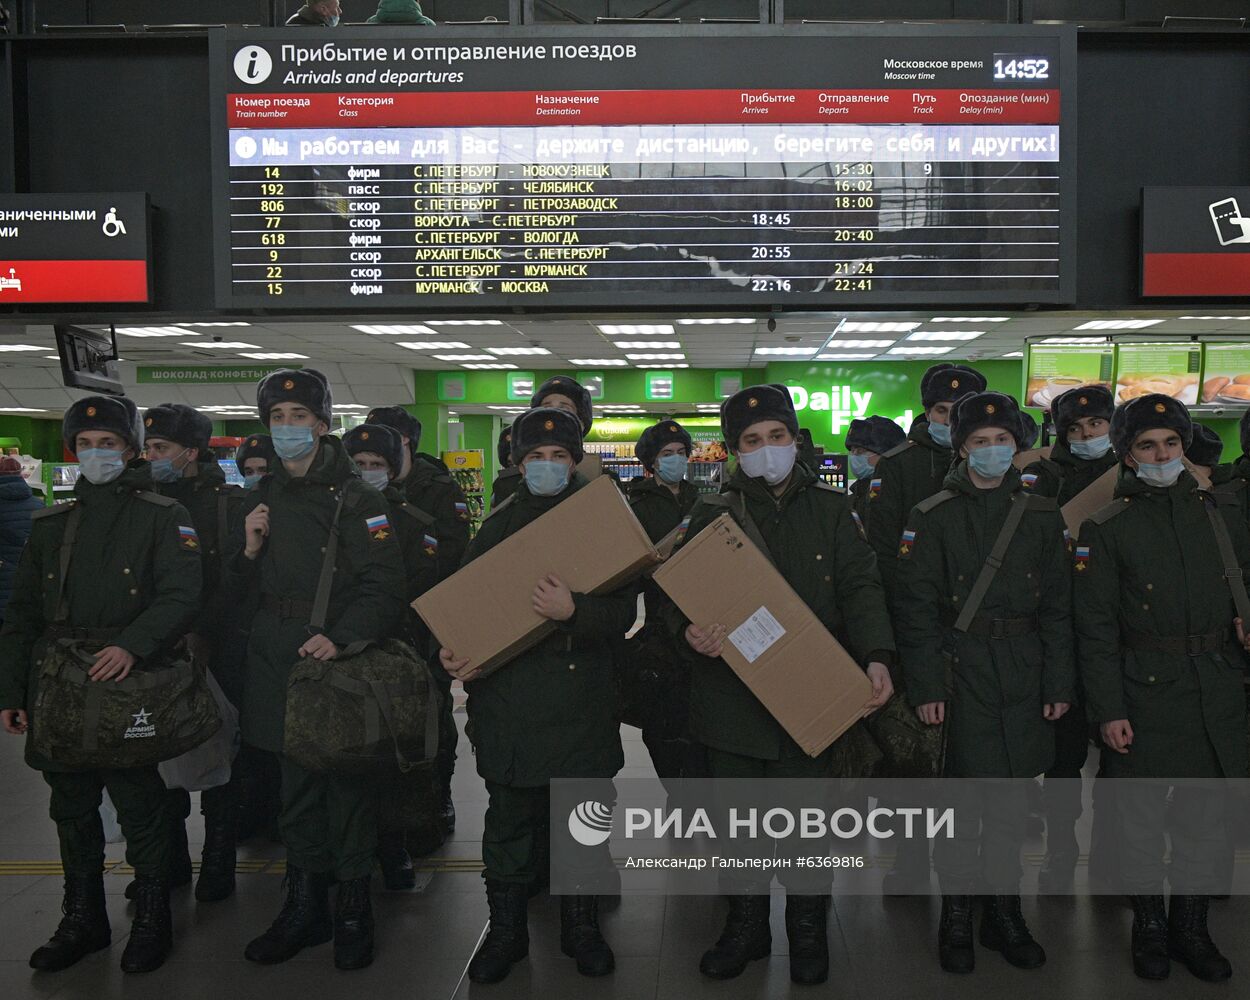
[43,625,121,643]
[941,610,1039,639]
[1122,629,1228,657]
[261,595,313,620]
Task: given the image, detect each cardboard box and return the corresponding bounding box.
[1013,445,1052,471]
[413,475,660,677]
[1062,460,1210,539]
[653,514,873,758]
[577,454,603,480]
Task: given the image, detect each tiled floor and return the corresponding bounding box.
[2,717,1247,999]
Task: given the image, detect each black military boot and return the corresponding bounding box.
[195,813,237,902]
[468,879,529,984]
[938,895,975,974]
[979,895,1045,969]
[1168,895,1232,982]
[560,895,615,977]
[785,895,829,985]
[377,832,416,892]
[29,875,112,972]
[1129,895,1170,980]
[333,876,375,971]
[528,827,551,899]
[699,895,772,979]
[120,876,172,974]
[126,817,192,900]
[882,836,930,895]
[438,782,457,835]
[244,865,333,964]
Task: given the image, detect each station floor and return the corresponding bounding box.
[2,710,1247,1000]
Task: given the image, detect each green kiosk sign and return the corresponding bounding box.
[1024,345,1114,409]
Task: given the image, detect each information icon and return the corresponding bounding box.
[234,136,258,160]
[233,46,272,85]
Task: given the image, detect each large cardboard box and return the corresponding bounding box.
[413,475,660,677]
[1013,445,1052,471]
[1062,460,1210,539]
[653,514,874,757]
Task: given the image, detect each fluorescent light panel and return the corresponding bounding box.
[625,353,685,360]
[180,342,259,349]
[612,341,681,349]
[486,347,551,356]
[816,353,877,360]
[176,322,252,328]
[676,318,755,325]
[570,359,629,366]
[395,342,471,350]
[0,344,43,352]
[755,347,817,356]
[887,346,954,355]
[929,316,1010,323]
[461,363,517,370]
[1040,336,1109,344]
[1072,319,1164,331]
[239,353,308,360]
[352,324,437,335]
[117,326,192,338]
[428,320,504,326]
[822,339,895,348]
[840,321,921,333]
[907,331,985,341]
[433,354,494,361]
[597,324,675,335]
[635,363,690,369]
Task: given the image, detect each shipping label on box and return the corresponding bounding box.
[653,514,873,758]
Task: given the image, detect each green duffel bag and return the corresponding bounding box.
[30,638,223,771]
[283,638,440,776]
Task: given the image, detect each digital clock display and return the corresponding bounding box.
[993,55,1052,81]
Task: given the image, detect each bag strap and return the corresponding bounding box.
[364,667,442,774]
[309,490,349,633]
[216,490,229,555]
[702,492,777,570]
[952,493,1030,633]
[53,505,84,624]
[1203,498,1250,624]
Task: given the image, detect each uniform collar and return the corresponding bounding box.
[1113,463,1198,499]
[944,460,1022,498]
[729,459,817,506]
[909,417,950,455]
[271,434,357,487]
[73,459,154,500]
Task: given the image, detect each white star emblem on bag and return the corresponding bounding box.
[131,708,151,727]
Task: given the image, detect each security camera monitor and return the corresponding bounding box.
[54,323,124,396]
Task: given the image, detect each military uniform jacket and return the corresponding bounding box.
[850,475,870,526]
[1074,467,1250,779]
[381,482,440,647]
[1209,456,1250,526]
[668,463,895,761]
[866,419,953,605]
[401,453,471,583]
[490,467,522,510]
[462,473,633,787]
[0,463,203,771]
[1021,437,1117,507]
[226,436,406,752]
[894,464,1076,779]
[627,476,700,545]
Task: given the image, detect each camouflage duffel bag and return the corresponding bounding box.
[284,639,440,776]
[31,639,222,770]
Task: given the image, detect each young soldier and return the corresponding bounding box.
[235,433,276,488]
[622,420,702,783]
[0,396,201,974]
[233,370,406,971]
[530,375,621,486]
[1021,385,1116,890]
[343,423,444,889]
[865,363,987,890]
[365,405,469,835]
[846,415,906,526]
[142,403,243,903]
[672,385,895,985]
[441,408,634,984]
[490,423,520,509]
[1075,394,1250,983]
[894,391,1074,975]
[1208,409,1250,520]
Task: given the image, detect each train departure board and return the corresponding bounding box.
[210,26,1075,309]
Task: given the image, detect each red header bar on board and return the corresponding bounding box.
[0,260,149,304]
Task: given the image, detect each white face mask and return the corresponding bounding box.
[738,442,797,486]
[1134,456,1184,488]
[360,468,389,490]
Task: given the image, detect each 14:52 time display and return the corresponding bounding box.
[992,55,1050,81]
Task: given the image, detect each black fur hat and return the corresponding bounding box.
[1051,384,1114,440]
[497,424,514,468]
[1018,411,1040,449]
[634,419,693,471]
[531,375,594,434]
[257,369,332,427]
[921,363,987,409]
[720,384,799,453]
[1186,423,1224,468]
[234,434,276,473]
[845,415,906,456]
[343,423,403,475]
[950,391,1025,456]
[1110,394,1193,459]
[142,403,213,456]
[63,396,143,454]
[510,407,584,464]
[366,405,422,453]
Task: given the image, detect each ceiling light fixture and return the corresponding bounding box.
[635,363,690,369]
[1178,315,1250,321]
[432,354,495,361]
[815,353,877,360]
[840,321,921,333]
[887,346,954,356]
[352,324,438,335]
[929,316,1010,323]
[180,341,260,349]
[570,359,629,366]
[821,339,895,349]
[117,326,193,338]
[428,320,505,326]
[597,324,675,335]
[395,342,471,350]
[1000,351,1025,358]
[461,363,518,370]
[612,341,682,349]
[176,322,252,328]
[239,352,309,360]
[1039,336,1111,344]
[675,318,755,326]
[625,353,685,361]
[1072,319,1164,331]
[754,347,818,356]
[906,331,986,341]
[486,347,552,356]
[0,344,44,352]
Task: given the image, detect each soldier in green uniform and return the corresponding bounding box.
[0,395,202,974]
[894,390,1074,975]
[343,423,444,890]
[670,384,895,986]
[621,420,702,783]
[236,433,275,488]
[490,424,520,509]
[1020,385,1117,890]
[1208,409,1250,517]
[142,403,244,903]
[1075,394,1250,983]
[865,363,987,890]
[530,375,624,486]
[846,415,906,526]
[440,408,632,984]
[232,370,406,971]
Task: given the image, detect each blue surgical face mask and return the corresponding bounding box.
[271,425,317,461]
[1069,434,1111,460]
[243,473,264,489]
[149,448,190,484]
[738,442,797,486]
[524,459,571,497]
[849,453,875,480]
[360,468,390,491]
[927,420,952,448]
[656,454,688,484]
[1135,456,1184,488]
[326,15,340,26]
[967,444,1016,479]
[77,448,127,486]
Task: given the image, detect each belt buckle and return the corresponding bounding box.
[990,619,1009,640]
[1186,635,1205,656]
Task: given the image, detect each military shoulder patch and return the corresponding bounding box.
[422,533,438,558]
[674,514,693,547]
[1073,544,1091,572]
[1062,527,1074,555]
[454,501,470,521]
[365,513,392,541]
[868,477,882,500]
[898,528,916,559]
[178,525,200,550]
[1020,472,1038,489]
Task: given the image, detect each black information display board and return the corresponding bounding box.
[210,26,1075,309]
